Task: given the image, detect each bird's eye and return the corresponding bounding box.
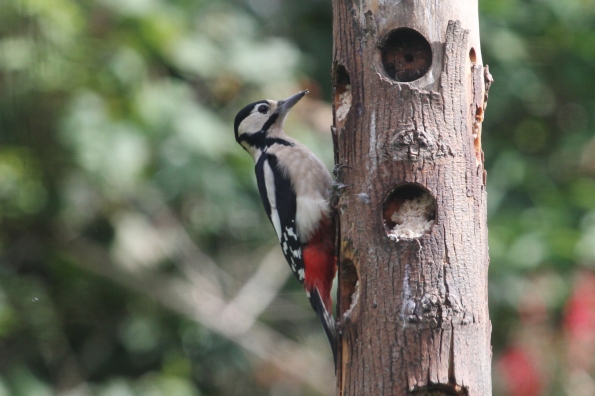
[257,104,269,114]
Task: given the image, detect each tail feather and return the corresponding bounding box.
[308,286,337,365]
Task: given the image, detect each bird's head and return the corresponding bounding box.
[234,90,308,152]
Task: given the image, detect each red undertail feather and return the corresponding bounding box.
[302,214,337,364]
[302,215,336,311]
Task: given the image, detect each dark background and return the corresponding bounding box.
[1,0,595,394]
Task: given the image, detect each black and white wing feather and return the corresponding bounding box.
[255,153,305,283]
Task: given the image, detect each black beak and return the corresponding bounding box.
[277,90,308,116]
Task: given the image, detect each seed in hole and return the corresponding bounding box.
[383,184,436,241]
[334,64,352,125]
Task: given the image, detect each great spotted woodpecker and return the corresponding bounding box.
[234,90,337,361]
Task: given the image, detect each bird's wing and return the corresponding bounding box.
[255,153,305,284]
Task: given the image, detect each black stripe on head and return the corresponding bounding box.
[234,100,268,141]
[261,113,279,132]
[238,132,293,150]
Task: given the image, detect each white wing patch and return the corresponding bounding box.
[282,241,288,254]
[263,160,282,241]
[281,219,304,283]
[285,226,298,240]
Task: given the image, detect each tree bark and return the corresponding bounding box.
[332,1,493,395]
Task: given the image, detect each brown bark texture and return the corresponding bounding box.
[331,1,493,395]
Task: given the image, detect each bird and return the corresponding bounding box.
[234,90,337,361]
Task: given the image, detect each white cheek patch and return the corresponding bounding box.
[239,113,267,136]
[238,101,277,136]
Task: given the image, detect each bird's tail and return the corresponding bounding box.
[308,286,337,365]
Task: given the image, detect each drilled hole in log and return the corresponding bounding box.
[410,384,469,396]
[333,64,351,127]
[383,183,436,241]
[339,258,359,318]
[473,105,483,155]
[469,47,477,63]
[380,28,432,82]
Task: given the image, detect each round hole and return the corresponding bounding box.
[383,184,436,241]
[380,28,432,82]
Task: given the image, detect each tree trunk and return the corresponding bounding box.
[331,1,493,395]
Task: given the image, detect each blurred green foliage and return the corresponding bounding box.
[1,0,594,394]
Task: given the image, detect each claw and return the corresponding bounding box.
[330,182,351,209]
[330,164,351,208]
[332,163,351,178]
[332,182,350,190]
